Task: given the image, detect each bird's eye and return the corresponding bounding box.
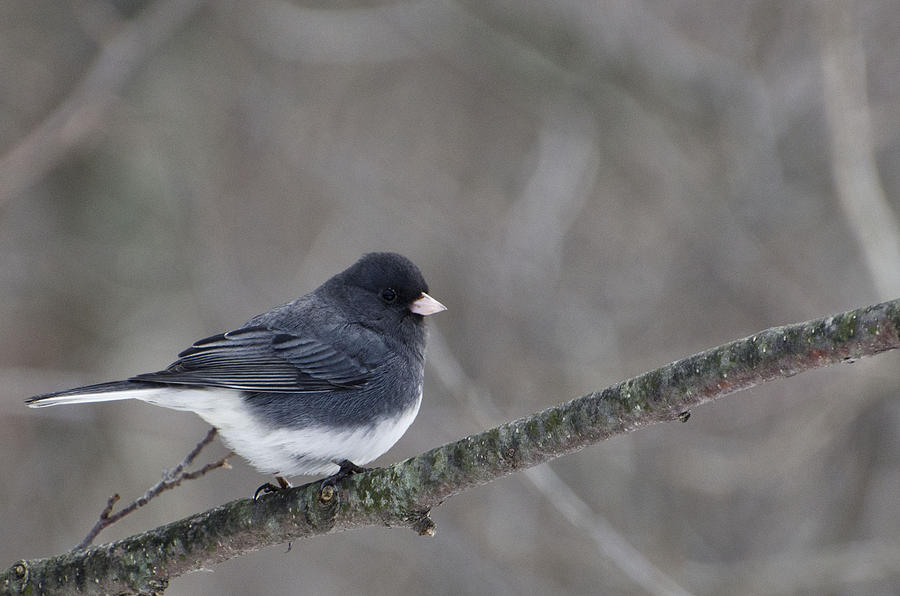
[380,288,398,303]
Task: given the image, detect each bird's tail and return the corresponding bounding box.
[25,380,167,408]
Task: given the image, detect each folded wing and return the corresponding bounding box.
[133,326,372,392]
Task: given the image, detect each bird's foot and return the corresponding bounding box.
[254,475,291,501]
[321,459,369,490]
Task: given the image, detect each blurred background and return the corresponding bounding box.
[3,1,900,594]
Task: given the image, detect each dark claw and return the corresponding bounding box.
[253,483,279,501]
[254,475,292,501]
[320,460,369,490]
[336,459,369,476]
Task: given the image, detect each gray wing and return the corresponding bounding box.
[132,326,372,392]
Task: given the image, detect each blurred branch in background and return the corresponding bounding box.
[4,0,900,594]
[428,328,694,596]
[819,2,900,298]
[0,0,202,205]
[5,297,900,595]
[687,539,900,594]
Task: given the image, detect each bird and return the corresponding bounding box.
[26,252,446,491]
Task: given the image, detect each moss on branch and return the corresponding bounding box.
[4,298,900,595]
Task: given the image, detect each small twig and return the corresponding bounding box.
[167,427,220,479]
[98,494,121,521]
[77,428,232,550]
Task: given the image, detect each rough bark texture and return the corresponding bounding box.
[4,298,899,595]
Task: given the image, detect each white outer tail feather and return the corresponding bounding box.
[27,388,172,408]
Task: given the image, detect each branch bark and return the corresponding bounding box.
[4,298,900,595]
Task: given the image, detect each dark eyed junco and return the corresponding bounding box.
[26,252,446,485]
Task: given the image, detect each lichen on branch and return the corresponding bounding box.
[4,298,899,596]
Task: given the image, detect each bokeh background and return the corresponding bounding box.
[3,1,900,594]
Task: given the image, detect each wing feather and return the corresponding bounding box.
[133,326,372,392]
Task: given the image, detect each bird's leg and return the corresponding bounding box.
[253,475,292,500]
[336,459,369,476]
[320,459,369,490]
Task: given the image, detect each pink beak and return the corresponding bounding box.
[409,292,447,316]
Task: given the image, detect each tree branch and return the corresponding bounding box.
[4,298,900,595]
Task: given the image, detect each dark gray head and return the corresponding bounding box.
[321,252,445,349]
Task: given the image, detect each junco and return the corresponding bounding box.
[26,252,446,489]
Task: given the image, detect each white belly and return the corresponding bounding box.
[144,386,423,476]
